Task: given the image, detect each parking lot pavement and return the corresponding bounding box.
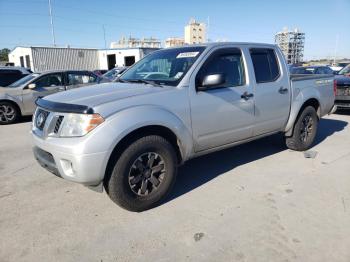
[0,113,350,262]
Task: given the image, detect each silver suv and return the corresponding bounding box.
[0,70,103,124]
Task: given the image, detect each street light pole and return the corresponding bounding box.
[48,0,56,46]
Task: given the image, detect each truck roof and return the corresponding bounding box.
[165,42,278,50]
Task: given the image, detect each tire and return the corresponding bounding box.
[0,101,19,125]
[285,106,318,151]
[105,135,178,212]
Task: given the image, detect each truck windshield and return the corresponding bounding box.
[8,73,40,88]
[120,46,206,86]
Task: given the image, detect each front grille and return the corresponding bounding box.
[54,116,64,134]
[337,88,350,96]
[35,109,49,130]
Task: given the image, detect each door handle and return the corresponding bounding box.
[279,87,288,94]
[241,91,254,100]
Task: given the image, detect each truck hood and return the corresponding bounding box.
[44,82,172,108]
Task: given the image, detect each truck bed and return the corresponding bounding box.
[290,74,334,81]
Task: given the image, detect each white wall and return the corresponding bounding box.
[8,47,33,69]
[98,49,142,69]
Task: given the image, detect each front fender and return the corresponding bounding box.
[82,105,193,161]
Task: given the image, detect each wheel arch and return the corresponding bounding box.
[103,124,184,185]
[285,98,321,137]
[0,99,22,116]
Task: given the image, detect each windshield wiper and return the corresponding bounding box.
[118,79,163,87]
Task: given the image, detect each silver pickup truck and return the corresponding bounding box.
[31,43,335,211]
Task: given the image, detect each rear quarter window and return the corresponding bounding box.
[250,48,280,83]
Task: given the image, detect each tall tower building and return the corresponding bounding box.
[184,18,206,45]
[275,27,305,64]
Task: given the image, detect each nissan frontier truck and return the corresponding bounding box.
[31,43,336,211]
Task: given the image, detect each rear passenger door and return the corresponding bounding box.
[66,71,98,90]
[249,48,290,135]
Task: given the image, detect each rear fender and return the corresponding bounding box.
[284,88,321,136]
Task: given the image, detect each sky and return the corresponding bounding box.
[0,0,349,60]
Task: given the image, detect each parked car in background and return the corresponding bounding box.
[290,66,334,75]
[330,62,350,73]
[31,43,335,211]
[0,66,33,87]
[334,64,350,109]
[0,70,104,124]
[103,67,128,81]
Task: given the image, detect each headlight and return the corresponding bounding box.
[59,113,104,137]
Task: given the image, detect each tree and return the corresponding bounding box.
[0,48,11,61]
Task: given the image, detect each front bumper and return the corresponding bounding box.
[335,94,350,108]
[335,100,350,108]
[32,132,109,186]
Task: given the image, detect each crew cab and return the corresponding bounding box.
[31,43,336,211]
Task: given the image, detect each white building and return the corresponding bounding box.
[110,36,161,49]
[165,37,185,48]
[275,27,305,64]
[184,18,206,45]
[98,48,158,69]
[8,46,159,71]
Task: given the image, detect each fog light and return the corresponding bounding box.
[60,159,75,177]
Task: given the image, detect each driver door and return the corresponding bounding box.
[189,47,255,152]
[22,72,65,113]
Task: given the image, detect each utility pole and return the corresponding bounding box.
[333,34,339,65]
[207,16,210,42]
[48,0,56,46]
[102,24,108,68]
[102,24,107,50]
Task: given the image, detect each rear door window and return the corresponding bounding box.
[250,48,280,83]
[68,72,97,85]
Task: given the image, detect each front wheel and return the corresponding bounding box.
[285,106,318,151]
[0,102,19,125]
[105,135,178,212]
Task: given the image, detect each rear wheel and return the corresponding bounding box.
[0,101,19,125]
[285,106,318,151]
[105,135,177,212]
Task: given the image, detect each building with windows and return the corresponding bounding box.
[184,18,206,45]
[275,27,305,64]
[110,36,161,49]
[165,37,185,48]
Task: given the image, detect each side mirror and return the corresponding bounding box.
[28,83,36,89]
[197,73,225,91]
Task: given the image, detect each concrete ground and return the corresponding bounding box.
[1,112,350,262]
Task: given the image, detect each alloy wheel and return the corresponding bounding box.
[0,104,16,123]
[300,114,313,142]
[128,152,166,196]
